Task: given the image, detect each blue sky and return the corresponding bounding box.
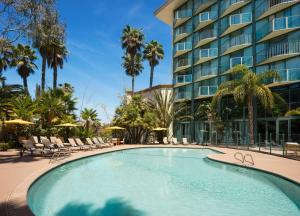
[3,0,172,123]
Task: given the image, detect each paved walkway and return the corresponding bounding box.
[0,145,300,216]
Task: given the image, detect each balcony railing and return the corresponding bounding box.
[273,15,300,31]
[197,29,217,42]
[175,42,192,52]
[276,68,300,82]
[195,67,218,80]
[175,91,192,100]
[176,58,192,68]
[230,12,252,25]
[198,11,217,23]
[230,56,253,68]
[175,74,192,84]
[198,86,218,96]
[174,25,193,38]
[175,9,192,20]
[268,42,300,58]
[269,0,297,8]
[230,34,252,47]
[198,48,218,58]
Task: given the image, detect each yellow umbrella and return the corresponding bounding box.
[106,126,125,130]
[3,119,34,125]
[153,127,168,131]
[55,123,79,127]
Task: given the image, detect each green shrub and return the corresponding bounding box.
[0,143,9,151]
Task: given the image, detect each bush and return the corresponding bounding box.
[0,143,9,151]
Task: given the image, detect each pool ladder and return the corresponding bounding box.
[234,152,254,166]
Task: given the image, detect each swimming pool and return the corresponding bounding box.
[28,148,300,216]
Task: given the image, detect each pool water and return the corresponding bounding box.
[28,148,300,216]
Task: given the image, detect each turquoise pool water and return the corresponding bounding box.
[28,148,300,216]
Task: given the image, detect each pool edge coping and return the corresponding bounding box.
[5,145,300,216]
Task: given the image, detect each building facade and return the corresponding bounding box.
[155,0,300,145]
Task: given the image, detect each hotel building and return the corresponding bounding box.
[155,0,300,145]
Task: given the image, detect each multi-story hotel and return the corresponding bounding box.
[155,0,300,145]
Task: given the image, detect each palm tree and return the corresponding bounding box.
[48,41,68,89]
[212,65,280,145]
[121,25,144,94]
[285,107,300,116]
[143,41,164,88]
[10,95,36,121]
[122,53,144,94]
[11,44,37,94]
[121,25,144,56]
[147,90,192,132]
[81,108,98,134]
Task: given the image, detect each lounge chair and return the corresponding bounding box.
[163,137,169,145]
[171,138,178,145]
[50,137,70,152]
[182,138,189,145]
[75,138,92,150]
[56,138,77,152]
[68,138,88,151]
[97,137,112,147]
[21,140,52,157]
[30,136,45,149]
[92,137,105,148]
[85,138,97,149]
[119,138,125,145]
[40,137,55,151]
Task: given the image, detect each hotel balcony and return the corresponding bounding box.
[222,34,252,55]
[194,67,218,82]
[174,9,192,28]
[257,42,300,65]
[222,12,252,36]
[194,48,218,65]
[194,0,218,15]
[174,74,193,87]
[259,15,300,42]
[258,0,300,20]
[174,42,192,57]
[174,25,192,43]
[267,68,300,87]
[175,91,192,101]
[175,58,192,73]
[194,11,218,32]
[196,86,218,98]
[230,56,253,68]
[194,29,217,48]
[221,0,252,18]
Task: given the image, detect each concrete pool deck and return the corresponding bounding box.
[0,144,300,216]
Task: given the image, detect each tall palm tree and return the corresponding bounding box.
[81,108,98,134]
[10,95,36,121]
[121,25,144,56]
[143,40,164,88]
[11,44,37,94]
[121,25,144,94]
[212,65,280,145]
[48,41,68,89]
[122,53,144,94]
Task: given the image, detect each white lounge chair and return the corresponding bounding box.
[92,137,105,148]
[163,137,169,145]
[30,136,45,149]
[85,138,97,149]
[75,138,92,150]
[97,137,112,147]
[182,138,189,145]
[171,138,178,145]
[68,138,88,151]
[40,137,55,151]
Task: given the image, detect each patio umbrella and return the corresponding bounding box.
[55,123,79,139]
[106,126,125,139]
[3,119,34,125]
[153,127,167,131]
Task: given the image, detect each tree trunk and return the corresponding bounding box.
[247,96,255,146]
[149,65,154,88]
[53,58,58,89]
[41,57,46,92]
[131,75,135,96]
[23,77,29,95]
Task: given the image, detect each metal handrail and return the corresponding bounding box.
[234,152,255,166]
[244,154,254,166]
[234,152,244,163]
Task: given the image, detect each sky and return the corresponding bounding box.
[3,0,172,123]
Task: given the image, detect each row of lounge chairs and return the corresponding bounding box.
[21,136,113,157]
[162,137,191,145]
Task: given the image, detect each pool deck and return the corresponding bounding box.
[0,144,300,216]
